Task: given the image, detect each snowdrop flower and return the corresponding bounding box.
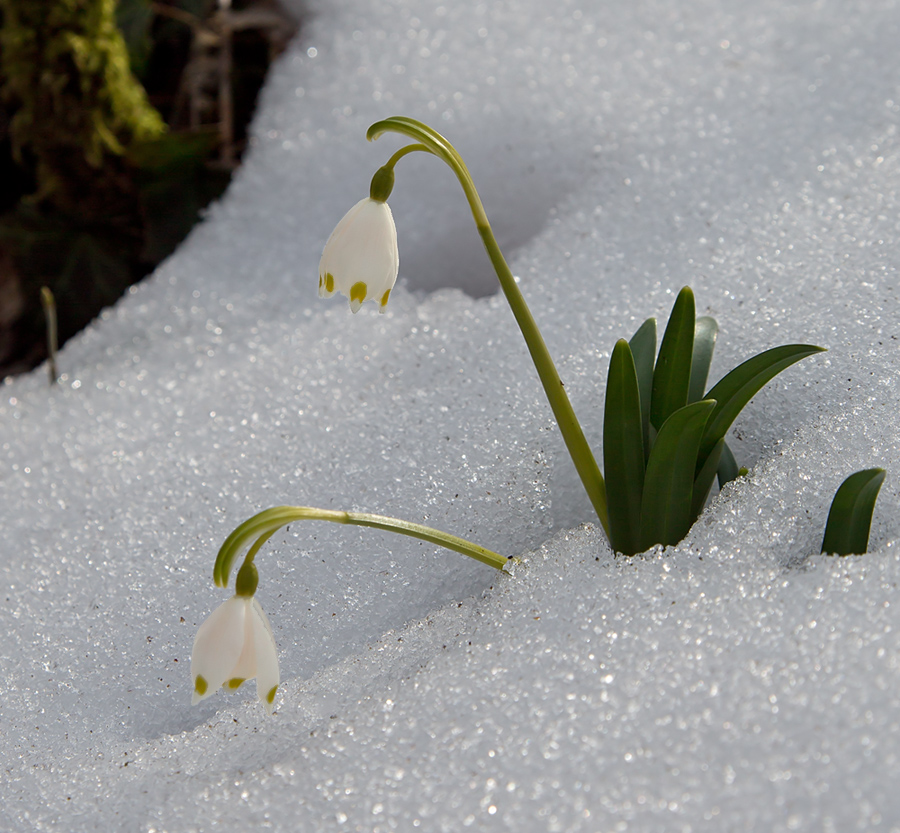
[191,591,279,715]
[318,166,399,313]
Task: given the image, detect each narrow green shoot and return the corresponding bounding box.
[40,286,58,385]
[821,469,886,555]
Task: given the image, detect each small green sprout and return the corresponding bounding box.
[40,286,58,385]
[604,287,825,554]
[821,468,886,555]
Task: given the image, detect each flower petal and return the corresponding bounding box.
[318,198,399,311]
[191,596,247,704]
[228,597,258,683]
[250,598,280,716]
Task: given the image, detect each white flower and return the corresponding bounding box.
[191,595,280,715]
[318,197,399,313]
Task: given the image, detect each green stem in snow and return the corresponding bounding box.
[368,116,609,535]
[214,505,511,590]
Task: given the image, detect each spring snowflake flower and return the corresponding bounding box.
[318,197,399,313]
[191,595,279,715]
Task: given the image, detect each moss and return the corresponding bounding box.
[0,0,165,206]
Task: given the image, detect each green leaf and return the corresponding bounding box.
[821,468,886,555]
[640,399,716,549]
[698,344,826,466]
[717,441,740,488]
[689,316,718,403]
[604,340,645,555]
[691,437,725,520]
[651,287,695,430]
[628,317,656,456]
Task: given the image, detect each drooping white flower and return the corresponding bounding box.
[191,595,279,715]
[318,197,399,313]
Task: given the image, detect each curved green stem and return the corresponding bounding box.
[214,505,511,589]
[386,142,430,169]
[368,117,609,535]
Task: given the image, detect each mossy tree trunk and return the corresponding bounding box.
[0,0,166,372]
[0,0,165,212]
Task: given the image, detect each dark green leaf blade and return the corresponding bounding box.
[651,287,695,430]
[691,437,725,520]
[629,317,657,455]
[604,339,646,555]
[689,316,718,403]
[821,468,886,555]
[641,399,716,549]
[717,441,740,488]
[698,344,825,465]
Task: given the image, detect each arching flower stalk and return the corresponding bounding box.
[319,118,610,535]
[192,505,510,714]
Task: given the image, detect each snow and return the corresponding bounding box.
[2,0,900,829]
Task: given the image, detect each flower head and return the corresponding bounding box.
[191,594,279,715]
[318,197,399,313]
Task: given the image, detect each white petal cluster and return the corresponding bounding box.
[318,197,399,313]
[191,595,279,715]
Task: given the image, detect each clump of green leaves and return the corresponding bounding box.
[603,287,824,555]
[821,468,885,555]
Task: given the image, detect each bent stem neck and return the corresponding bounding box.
[367,116,609,535]
[214,505,512,589]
